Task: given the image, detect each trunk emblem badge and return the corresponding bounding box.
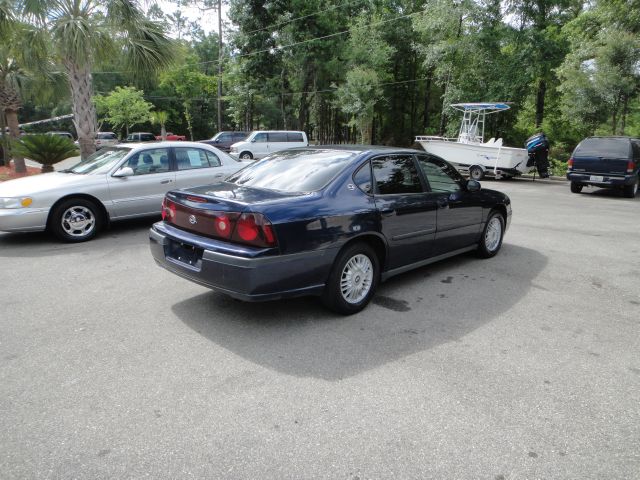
[189,215,197,225]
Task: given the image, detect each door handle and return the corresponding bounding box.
[213,173,224,178]
[160,179,173,184]
[437,198,449,208]
[380,208,394,217]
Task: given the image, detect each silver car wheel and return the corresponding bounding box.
[340,253,374,304]
[61,206,96,238]
[484,216,502,252]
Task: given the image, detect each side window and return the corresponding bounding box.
[287,132,304,142]
[217,133,231,142]
[234,133,248,141]
[269,132,288,142]
[175,147,211,170]
[125,148,170,175]
[253,133,268,143]
[206,151,221,167]
[372,155,423,195]
[417,155,462,193]
[353,161,372,194]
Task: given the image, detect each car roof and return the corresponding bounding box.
[293,145,423,154]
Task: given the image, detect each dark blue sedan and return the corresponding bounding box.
[149,146,511,314]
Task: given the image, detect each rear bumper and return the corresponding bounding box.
[149,222,336,301]
[0,207,49,232]
[567,172,637,187]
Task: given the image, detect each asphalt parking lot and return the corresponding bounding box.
[1,178,639,479]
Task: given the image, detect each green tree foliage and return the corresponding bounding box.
[94,86,153,136]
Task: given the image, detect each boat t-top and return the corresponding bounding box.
[415,102,531,180]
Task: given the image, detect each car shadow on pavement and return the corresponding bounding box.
[0,217,158,257]
[173,244,547,381]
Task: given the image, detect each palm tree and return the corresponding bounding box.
[21,1,175,159]
[0,12,60,172]
[150,110,169,140]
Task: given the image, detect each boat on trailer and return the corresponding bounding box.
[415,103,530,180]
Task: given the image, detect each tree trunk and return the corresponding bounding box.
[423,75,432,132]
[535,78,546,128]
[65,59,97,160]
[620,94,629,135]
[5,109,26,173]
[161,124,167,140]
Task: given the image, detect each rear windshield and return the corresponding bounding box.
[226,149,358,192]
[574,138,630,158]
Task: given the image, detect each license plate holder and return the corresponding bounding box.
[166,240,203,269]
[590,175,604,182]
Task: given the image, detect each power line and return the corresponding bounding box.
[240,0,363,37]
[93,8,424,74]
[141,78,431,101]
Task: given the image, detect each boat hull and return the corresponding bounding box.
[417,140,531,176]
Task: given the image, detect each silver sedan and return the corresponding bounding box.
[0,141,250,242]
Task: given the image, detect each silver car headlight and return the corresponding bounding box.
[0,197,33,208]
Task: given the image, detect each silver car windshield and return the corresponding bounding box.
[67,148,131,174]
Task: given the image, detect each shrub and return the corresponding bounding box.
[11,134,79,173]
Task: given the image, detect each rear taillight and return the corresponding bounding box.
[627,160,635,173]
[567,157,574,170]
[232,213,277,248]
[161,197,176,221]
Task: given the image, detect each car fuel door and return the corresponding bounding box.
[372,155,437,269]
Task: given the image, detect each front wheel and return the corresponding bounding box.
[477,211,505,258]
[322,243,379,315]
[570,182,583,194]
[623,177,638,198]
[50,198,103,242]
[239,151,253,160]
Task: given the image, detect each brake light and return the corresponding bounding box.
[161,197,176,221]
[232,213,277,247]
[627,160,635,173]
[567,157,574,170]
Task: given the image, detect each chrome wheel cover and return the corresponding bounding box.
[61,206,96,238]
[470,167,482,180]
[340,254,374,304]
[484,216,502,252]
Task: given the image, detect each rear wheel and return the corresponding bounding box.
[322,243,379,315]
[239,151,253,160]
[477,211,504,258]
[623,176,638,198]
[50,198,103,242]
[570,182,583,194]
[469,165,484,181]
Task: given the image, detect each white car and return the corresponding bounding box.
[0,142,250,242]
[229,130,308,160]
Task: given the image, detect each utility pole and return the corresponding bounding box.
[217,0,223,132]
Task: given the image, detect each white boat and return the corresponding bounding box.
[415,103,531,180]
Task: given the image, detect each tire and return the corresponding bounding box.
[476,211,505,258]
[239,151,253,160]
[623,176,639,198]
[322,243,380,315]
[570,182,583,194]
[49,198,103,242]
[469,165,484,181]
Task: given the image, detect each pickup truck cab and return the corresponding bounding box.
[567,136,639,198]
[125,132,156,142]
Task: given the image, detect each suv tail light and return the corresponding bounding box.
[567,157,574,170]
[627,160,635,173]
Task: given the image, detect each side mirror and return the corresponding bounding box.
[250,138,256,143]
[466,179,481,192]
[214,139,220,143]
[113,166,134,177]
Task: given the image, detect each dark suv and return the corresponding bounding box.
[567,136,639,198]
[199,131,248,152]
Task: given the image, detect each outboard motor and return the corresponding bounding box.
[526,132,550,178]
